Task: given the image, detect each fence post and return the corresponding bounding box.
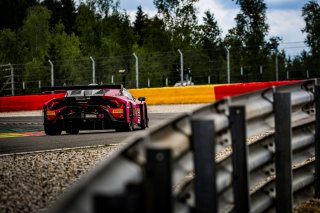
[274,92,293,213]
[230,106,251,213]
[275,51,279,81]
[145,148,173,213]
[48,60,54,86]
[178,49,184,85]
[315,85,320,198]
[90,56,96,84]
[191,119,217,213]
[133,52,139,88]
[225,46,230,84]
[9,63,14,96]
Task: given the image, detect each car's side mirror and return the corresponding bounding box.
[138,97,146,101]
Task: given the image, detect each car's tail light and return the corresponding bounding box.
[46,110,56,120]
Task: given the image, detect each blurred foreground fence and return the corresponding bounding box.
[49,79,319,213]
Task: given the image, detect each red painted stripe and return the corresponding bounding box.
[0,94,64,112]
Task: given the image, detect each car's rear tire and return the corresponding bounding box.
[44,124,62,135]
[66,128,79,134]
[115,120,133,132]
[125,104,134,131]
[65,123,79,134]
[127,118,134,131]
[140,104,147,129]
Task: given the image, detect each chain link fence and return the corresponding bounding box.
[0,49,311,96]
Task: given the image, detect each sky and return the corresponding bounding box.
[118,0,311,57]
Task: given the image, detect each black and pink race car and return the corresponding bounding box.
[41,85,148,135]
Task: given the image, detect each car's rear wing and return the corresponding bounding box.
[41,85,123,93]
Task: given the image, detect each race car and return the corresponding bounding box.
[41,85,148,135]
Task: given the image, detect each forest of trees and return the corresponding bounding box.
[0,0,319,94]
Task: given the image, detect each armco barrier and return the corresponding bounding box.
[47,79,320,213]
[0,81,300,112]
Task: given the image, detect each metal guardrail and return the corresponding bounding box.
[48,79,319,213]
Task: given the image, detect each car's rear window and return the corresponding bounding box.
[67,89,108,96]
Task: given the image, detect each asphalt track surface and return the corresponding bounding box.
[0,113,179,154]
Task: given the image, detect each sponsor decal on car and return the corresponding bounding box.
[137,109,141,123]
[112,109,123,114]
[47,111,56,116]
[85,114,97,118]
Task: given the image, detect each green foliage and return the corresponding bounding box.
[133,5,148,47]
[51,22,83,84]
[41,0,76,34]
[302,0,320,76]
[0,29,22,63]
[75,3,100,56]
[0,0,39,30]
[86,0,120,17]
[154,0,199,48]
[195,10,222,59]
[22,6,52,62]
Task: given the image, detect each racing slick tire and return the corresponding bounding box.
[126,104,134,131]
[117,105,134,132]
[144,103,149,128]
[115,118,134,132]
[44,123,62,135]
[65,123,79,134]
[127,118,134,131]
[139,104,148,129]
[66,128,79,134]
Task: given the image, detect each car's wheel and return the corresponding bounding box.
[65,124,79,134]
[115,120,133,132]
[126,105,134,131]
[144,104,149,128]
[139,104,147,129]
[66,128,79,134]
[44,123,62,135]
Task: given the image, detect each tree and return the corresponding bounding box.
[50,22,82,84]
[41,0,76,34]
[75,3,99,56]
[142,16,172,52]
[0,29,21,63]
[133,5,148,47]
[226,0,270,82]
[196,10,222,57]
[22,6,52,61]
[154,0,199,48]
[0,0,39,30]
[102,12,135,54]
[287,51,311,79]
[22,6,52,84]
[302,0,320,76]
[86,0,120,17]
